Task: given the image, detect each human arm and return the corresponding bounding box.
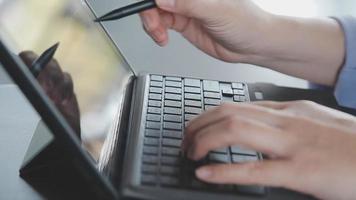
[139,0,345,86]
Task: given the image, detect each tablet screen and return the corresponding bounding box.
[0,0,134,162]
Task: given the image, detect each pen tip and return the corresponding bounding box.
[53,42,60,49]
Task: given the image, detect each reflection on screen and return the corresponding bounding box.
[0,0,133,161]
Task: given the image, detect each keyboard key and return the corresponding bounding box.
[231,146,257,156]
[221,88,233,97]
[185,107,202,114]
[163,130,183,139]
[161,156,181,166]
[209,153,230,163]
[144,138,160,146]
[161,147,181,156]
[148,100,162,107]
[166,81,182,88]
[233,89,245,96]
[203,92,221,99]
[165,94,182,101]
[184,100,202,107]
[142,164,158,174]
[147,114,161,122]
[165,87,182,94]
[236,185,265,196]
[203,80,220,92]
[212,148,228,154]
[143,146,159,155]
[162,138,182,148]
[163,122,182,130]
[165,77,182,82]
[184,87,201,94]
[165,100,181,108]
[164,107,182,115]
[145,129,160,138]
[232,82,244,89]
[150,87,163,94]
[142,155,159,164]
[163,114,182,123]
[232,155,258,163]
[160,175,180,186]
[233,95,246,102]
[146,121,161,130]
[149,94,162,100]
[141,174,157,185]
[204,98,221,106]
[185,114,198,121]
[184,93,201,100]
[151,75,163,82]
[150,81,163,88]
[204,105,217,111]
[161,166,180,175]
[189,178,209,189]
[148,107,161,114]
[184,78,201,87]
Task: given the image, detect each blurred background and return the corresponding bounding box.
[0,0,355,161]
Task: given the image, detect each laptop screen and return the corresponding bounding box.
[0,0,134,161]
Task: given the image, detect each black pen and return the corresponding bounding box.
[30,43,59,77]
[94,0,157,22]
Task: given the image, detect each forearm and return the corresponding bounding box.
[243,15,345,86]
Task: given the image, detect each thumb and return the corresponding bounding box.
[155,0,213,19]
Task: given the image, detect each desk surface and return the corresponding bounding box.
[0,85,42,199]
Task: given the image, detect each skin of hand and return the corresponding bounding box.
[19,51,81,139]
[183,101,356,200]
[140,0,345,86]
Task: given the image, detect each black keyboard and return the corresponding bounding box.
[140,75,265,196]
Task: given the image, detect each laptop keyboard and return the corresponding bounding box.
[140,75,265,196]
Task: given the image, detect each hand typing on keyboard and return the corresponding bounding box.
[183,101,356,200]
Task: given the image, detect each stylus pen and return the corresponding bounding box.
[94,0,157,22]
[30,42,59,78]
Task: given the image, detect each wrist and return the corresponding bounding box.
[239,15,345,86]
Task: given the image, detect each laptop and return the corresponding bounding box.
[0,0,331,199]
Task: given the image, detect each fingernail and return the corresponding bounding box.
[156,0,175,11]
[152,29,165,43]
[196,168,212,179]
[142,16,151,30]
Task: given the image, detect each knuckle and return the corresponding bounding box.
[217,103,231,113]
[295,100,315,107]
[225,116,236,130]
[145,20,160,33]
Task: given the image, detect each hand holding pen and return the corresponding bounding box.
[19,46,82,137]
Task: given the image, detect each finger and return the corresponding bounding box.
[59,72,74,100]
[195,161,291,188]
[19,51,38,68]
[183,103,286,150]
[159,11,191,33]
[187,115,292,160]
[250,101,289,110]
[139,8,168,46]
